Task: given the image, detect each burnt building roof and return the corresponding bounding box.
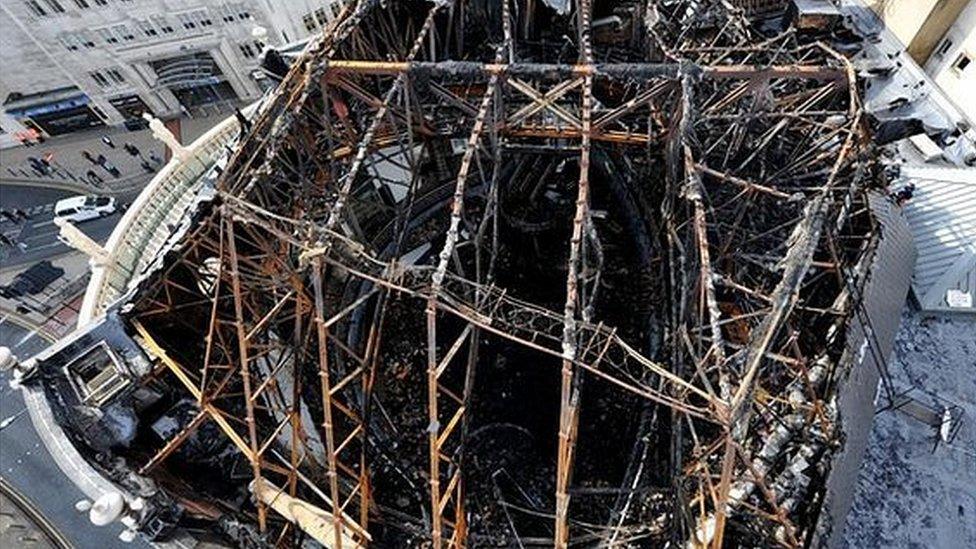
[23,1,920,547]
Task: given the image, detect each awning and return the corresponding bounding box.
[6,93,91,118]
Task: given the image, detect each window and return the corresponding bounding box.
[954,53,972,72]
[72,0,89,8]
[303,8,328,32]
[151,15,174,34]
[239,40,265,59]
[25,1,47,16]
[90,71,110,88]
[177,13,197,30]
[137,20,157,37]
[65,344,129,407]
[112,24,135,42]
[80,31,96,48]
[42,0,65,13]
[60,33,80,51]
[96,27,118,44]
[107,68,126,84]
[194,9,213,27]
[90,69,126,88]
[936,39,953,57]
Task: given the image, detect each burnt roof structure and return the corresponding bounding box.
[20,0,912,547]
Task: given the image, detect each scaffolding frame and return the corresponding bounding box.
[123,1,880,546]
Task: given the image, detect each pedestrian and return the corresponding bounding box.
[96,153,106,165]
[82,150,95,163]
[101,135,115,148]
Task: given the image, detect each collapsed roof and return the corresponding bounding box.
[25,0,906,546]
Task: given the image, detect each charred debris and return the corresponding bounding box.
[26,0,897,547]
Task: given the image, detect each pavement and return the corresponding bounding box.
[1,476,68,548]
[1,113,226,195]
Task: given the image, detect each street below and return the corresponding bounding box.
[0,318,145,548]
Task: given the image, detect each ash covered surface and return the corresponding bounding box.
[843,310,976,548]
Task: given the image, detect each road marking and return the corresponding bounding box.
[23,229,61,242]
[31,220,54,229]
[14,326,37,349]
[24,241,64,253]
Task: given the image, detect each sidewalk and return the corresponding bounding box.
[0,114,229,199]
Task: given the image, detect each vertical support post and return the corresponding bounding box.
[224,213,269,533]
[312,257,348,548]
[426,51,500,547]
[554,0,593,546]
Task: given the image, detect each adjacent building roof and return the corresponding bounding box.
[898,165,976,314]
[841,0,976,315]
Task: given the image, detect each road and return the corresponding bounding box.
[0,185,145,270]
[0,185,74,210]
[1,210,122,269]
[0,317,142,548]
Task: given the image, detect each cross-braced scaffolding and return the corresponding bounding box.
[118,1,884,546]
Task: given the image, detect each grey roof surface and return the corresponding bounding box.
[839,0,976,315]
[897,165,976,314]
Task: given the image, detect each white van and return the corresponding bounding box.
[54,195,117,224]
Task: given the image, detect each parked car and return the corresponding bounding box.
[54,195,117,224]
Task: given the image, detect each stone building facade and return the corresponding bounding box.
[0,0,343,146]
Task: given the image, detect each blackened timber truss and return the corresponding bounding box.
[120,1,884,547]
